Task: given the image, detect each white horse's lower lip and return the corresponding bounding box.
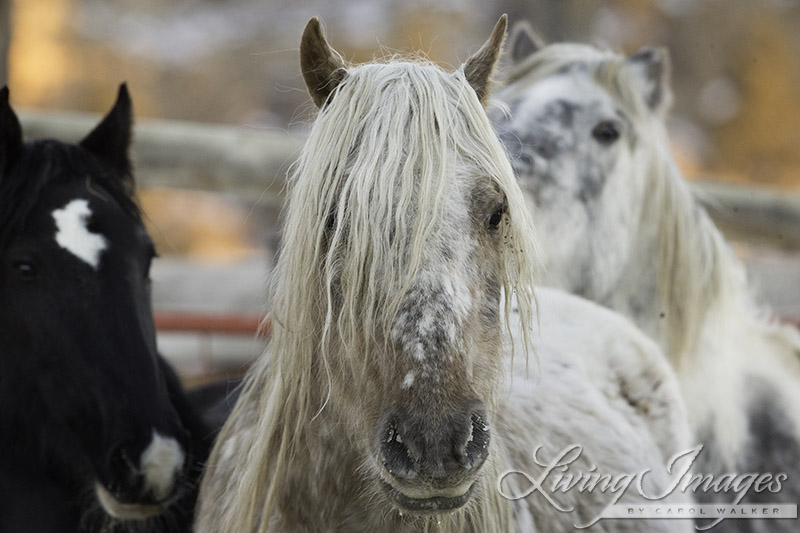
[95,484,169,520]
[382,481,473,513]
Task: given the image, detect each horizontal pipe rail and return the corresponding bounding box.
[154,311,799,337]
[18,109,304,205]
[692,180,800,249]
[154,312,271,337]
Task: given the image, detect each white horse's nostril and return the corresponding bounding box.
[140,430,185,501]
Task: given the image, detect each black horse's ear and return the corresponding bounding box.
[300,17,347,108]
[80,83,133,175]
[463,14,508,105]
[509,20,545,64]
[0,87,24,180]
[626,47,673,116]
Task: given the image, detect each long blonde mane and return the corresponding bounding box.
[204,57,538,532]
[501,43,798,367]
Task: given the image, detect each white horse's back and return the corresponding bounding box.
[500,288,692,532]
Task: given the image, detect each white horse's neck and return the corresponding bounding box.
[609,125,740,362]
[612,129,800,453]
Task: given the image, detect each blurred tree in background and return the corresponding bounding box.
[4,0,800,188]
[0,0,9,86]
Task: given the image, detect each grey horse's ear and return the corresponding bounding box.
[300,17,348,108]
[509,20,545,64]
[463,14,508,105]
[626,47,673,115]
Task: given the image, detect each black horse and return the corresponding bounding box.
[0,85,214,532]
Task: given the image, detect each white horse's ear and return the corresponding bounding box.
[509,20,545,64]
[463,14,508,105]
[300,17,348,108]
[626,47,673,115]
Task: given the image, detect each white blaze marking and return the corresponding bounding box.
[402,372,415,389]
[52,199,107,269]
[140,430,185,501]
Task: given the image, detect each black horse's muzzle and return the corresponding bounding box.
[96,430,187,520]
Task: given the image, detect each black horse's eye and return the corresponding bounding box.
[487,204,506,231]
[13,261,38,282]
[592,120,621,145]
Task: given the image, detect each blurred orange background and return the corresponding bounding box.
[5,0,800,190]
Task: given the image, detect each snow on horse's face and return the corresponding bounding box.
[0,86,188,521]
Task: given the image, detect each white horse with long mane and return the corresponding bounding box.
[494,22,800,529]
[196,17,692,532]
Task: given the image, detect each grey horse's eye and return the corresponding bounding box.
[486,203,506,231]
[591,121,621,145]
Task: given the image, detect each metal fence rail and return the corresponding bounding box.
[154,312,270,337]
[693,180,800,250]
[19,109,304,206]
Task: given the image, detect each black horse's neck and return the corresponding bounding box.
[0,369,91,531]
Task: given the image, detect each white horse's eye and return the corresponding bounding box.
[591,120,621,145]
[486,204,506,231]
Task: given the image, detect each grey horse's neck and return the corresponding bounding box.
[600,236,664,345]
[610,148,751,369]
